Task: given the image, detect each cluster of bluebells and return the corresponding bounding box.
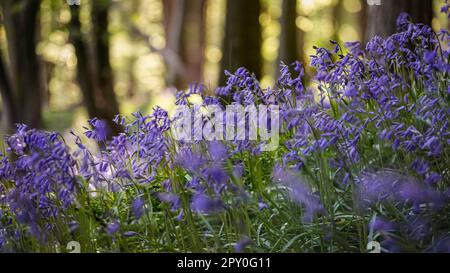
[0,10,450,252]
[281,12,450,251]
[0,125,79,243]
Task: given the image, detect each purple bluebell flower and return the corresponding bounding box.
[273,165,324,222]
[157,192,180,211]
[176,210,184,221]
[258,198,268,211]
[107,220,120,235]
[427,236,450,253]
[370,217,396,233]
[235,236,252,252]
[441,0,450,17]
[406,216,430,241]
[132,197,145,219]
[191,192,224,214]
[175,150,206,172]
[357,169,446,209]
[422,136,442,156]
[396,12,411,30]
[84,118,109,141]
[123,231,138,237]
[202,166,229,191]
[69,221,80,233]
[381,238,402,253]
[425,172,442,185]
[208,141,228,162]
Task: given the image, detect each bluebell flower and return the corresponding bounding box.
[208,141,228,162]
[84,118,109,141]
[370,217,397,233]
[132,197,145,219]
[427,236,450,253]
[107,220,120,235]
[258,198,268,211]
[191,192,224,214]
[273,165,324,222]
[157,192,180,211]
[123,231,138,237]
[235,236,252,252]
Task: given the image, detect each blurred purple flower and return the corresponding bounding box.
[273,165,324,222]
[370,217,396,233]
[107,220,120,235]
[235,236,252,252]
[157,192,180,211]
[132,197,145,219]
[258,198,268,211]
[84,118,109,141]
[191,192,224,214]
[123,231,138,237]
[208,141,228,162]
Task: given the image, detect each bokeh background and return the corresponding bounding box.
[0,0,448,140]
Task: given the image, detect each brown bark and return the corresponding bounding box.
[360,0,368,44]
[219,0,262,86]
[68,1,121,137]
[277,0,301,70]
[91,0,121,134]
[69,5,99,119]
[179,0,206,87]
[1,0,43,129]
[0,51,17,130]
[162,0,206,89]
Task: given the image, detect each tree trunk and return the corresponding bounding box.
[332,0,342,42]
[91,0,121,135]
[2,0,43,129]
[68,1,121,137]
[364,0,433,43]
[69,5,100,120]
[360,0,368,44]
[162,0,186,89]
[0,51,17,130]
[162,0,206,90]
[179,0,206,88]
[219,0,262,85]
[277,0,300,67]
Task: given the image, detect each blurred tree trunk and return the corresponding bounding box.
[0,52,16,130]
[179,0,206,88]
[219,0,262,85]
[69,5,99,120]
[68,1,121,137]
[162,0,206,90]
[360,1,368,44]
[1,0,43,129]
[364,0,433,43]
[332,0,342,42]
[91,0,121,135]
[162,0,184,88]
[277,0,300,68]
